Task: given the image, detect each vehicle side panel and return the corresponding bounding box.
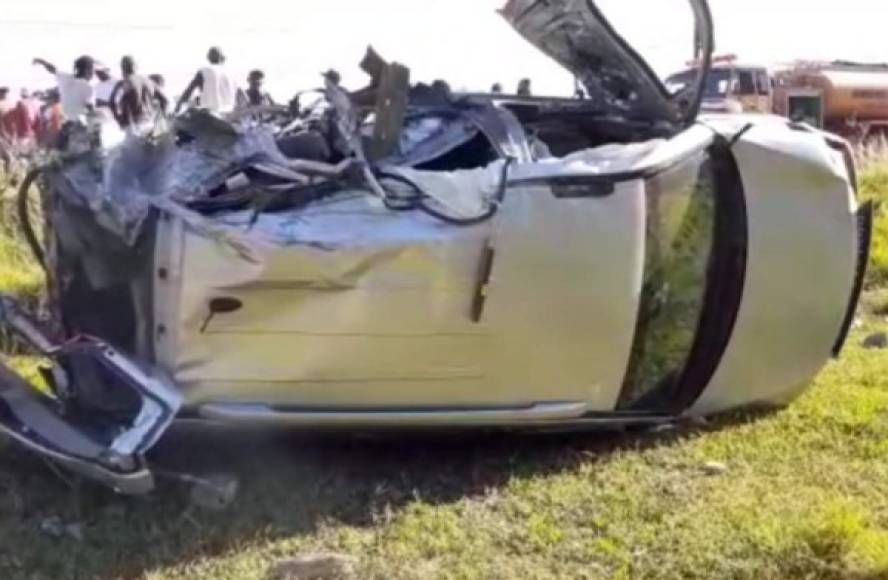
[157,182,645,414]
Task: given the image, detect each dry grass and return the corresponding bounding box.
[856,139,888,286]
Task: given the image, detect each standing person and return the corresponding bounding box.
[148,74,168,114]
[235,69,275,109]
[517,78,532,97]
[32,55,96,122]
[92,64,121,143]
[109,55,167,135]
[175,47,235,114]
[106,56,169,194]
[322,69,342,89]
[37,89,63,146]
[94,64,117,108]
[0,87,15,140]
[12,89,40,148]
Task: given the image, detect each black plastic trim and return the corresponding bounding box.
[832,202,874,357]
[667,138,749,411]
[825,136,859,200]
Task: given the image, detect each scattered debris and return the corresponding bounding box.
[38,516,66,538]
[38,516,85,541]
[269,553,357,580]
[188,473,240,511]
[99,502,128,519]
[689,416,710,428]
[64,522,85,542]
[863,332,887,350]
[701,461,729,476]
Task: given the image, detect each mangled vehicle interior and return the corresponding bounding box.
[0,0,873,493]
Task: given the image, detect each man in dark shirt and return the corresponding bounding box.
[109,55,167,134]
[236,69,274,110]
[517,78,532,97]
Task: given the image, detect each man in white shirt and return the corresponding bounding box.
[175,47,235,115]
[32,55,96,122]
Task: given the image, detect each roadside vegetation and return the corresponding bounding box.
[0,181,43,304]
[859,140,888,286]
[0,155,885,579]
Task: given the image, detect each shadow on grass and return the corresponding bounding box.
[0,410,771,579]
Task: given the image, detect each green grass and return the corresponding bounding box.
[0,167,885,579]
[0,199,43,301]
[0,182,45,354]
[859,148,888,286]
[0,310,884,580]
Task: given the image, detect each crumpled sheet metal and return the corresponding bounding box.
[507,138,665,183]
[385,113,480,167]
[382,102,534,169]
[48,118,302,247]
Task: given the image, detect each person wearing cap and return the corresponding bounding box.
[175,46,235,114]
[322,69,342,88]
[32,55,96,121]
[235,69,275,110]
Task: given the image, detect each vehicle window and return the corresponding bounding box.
[619,151,716,409]
[664,70,696,95]
[756,71,771,96]
[666,69,731,99]
[736,71,756,96]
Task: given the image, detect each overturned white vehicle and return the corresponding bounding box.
[0,0,872,494]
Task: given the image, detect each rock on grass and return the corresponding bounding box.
[863,332,887,350]
[268,553,357,580]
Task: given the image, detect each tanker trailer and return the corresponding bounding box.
[774,61,888,139]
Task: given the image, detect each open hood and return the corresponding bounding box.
[500,0,714,128]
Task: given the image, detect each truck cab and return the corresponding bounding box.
[667,56,773,114]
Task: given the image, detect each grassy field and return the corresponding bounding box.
[859,141,888,286]
[0,160,885,579]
